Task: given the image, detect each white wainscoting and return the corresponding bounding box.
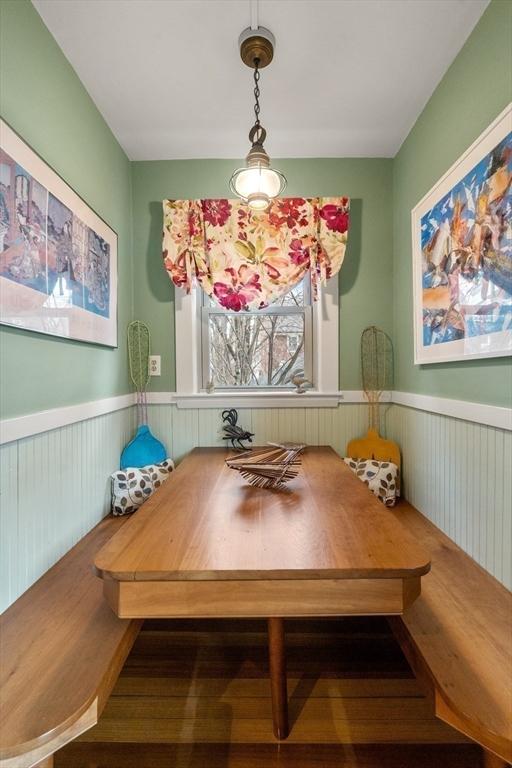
[386,404,511,590]
[144,403,371,463]
[0,406,135,612]
[1,396,510,613]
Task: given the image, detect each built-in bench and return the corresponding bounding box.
[388,501,512,768]
[0,515,142,768]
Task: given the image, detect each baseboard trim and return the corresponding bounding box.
[1,390,510,445]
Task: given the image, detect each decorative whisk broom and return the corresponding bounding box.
[128,320,151,427]
[120,320,167,469]
[346,326,400,467]
[361,325,393,432]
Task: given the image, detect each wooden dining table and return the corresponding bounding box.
[95,446,430,740]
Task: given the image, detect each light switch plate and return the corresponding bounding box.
[149,355,161,376]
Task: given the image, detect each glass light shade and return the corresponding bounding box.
[230,163,287,210]
[246,193,271,210]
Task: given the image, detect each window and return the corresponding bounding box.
[174,274,339,399]
[201,279,312,389]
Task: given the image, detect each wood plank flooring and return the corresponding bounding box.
[56,618,483,767]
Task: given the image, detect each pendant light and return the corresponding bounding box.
[230,25,286,210]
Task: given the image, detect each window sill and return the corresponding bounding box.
[146,391,380,409]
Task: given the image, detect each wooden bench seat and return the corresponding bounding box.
[0,515,142,768]
[387,501,512,766]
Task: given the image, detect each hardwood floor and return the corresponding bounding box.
[56,618,483,767]
[56,742,482,767]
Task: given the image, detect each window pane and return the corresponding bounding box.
[207,313,305,387]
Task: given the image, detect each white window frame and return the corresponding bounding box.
[174,275,339,407]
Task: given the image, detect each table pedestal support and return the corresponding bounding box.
[268,617,289,740]
[482,750,508,768]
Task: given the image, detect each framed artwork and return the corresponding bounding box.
[0,119,117,347]
[412,104,511,364]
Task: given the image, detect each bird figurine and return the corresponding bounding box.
[221,409,254,451]
[291,375,312,394]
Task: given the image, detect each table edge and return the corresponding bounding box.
[95,561,432,582]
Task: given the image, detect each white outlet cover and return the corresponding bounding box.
[149,355,161,376]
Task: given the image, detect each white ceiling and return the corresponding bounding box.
[33,0,489,160]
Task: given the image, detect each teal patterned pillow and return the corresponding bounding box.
[343,458,400,507]
[111,459,174,516]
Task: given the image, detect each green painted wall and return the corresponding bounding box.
[393,0,512,407]
[0,0,133,419]
[132,158,393,392]
[2,0,510,417]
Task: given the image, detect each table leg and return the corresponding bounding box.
[482,750,509,768]
[268,617,289,740]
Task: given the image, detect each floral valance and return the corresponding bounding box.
[162,196,349,311]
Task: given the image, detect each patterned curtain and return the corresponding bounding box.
[162,196,349,311]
